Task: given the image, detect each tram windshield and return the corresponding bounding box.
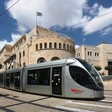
[76,58,102,85]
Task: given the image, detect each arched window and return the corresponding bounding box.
[37,57,46,63]
[59,43,62,49]
[36,44,38,51]
[54,42,57,49]
[44,43,47,49]
[49,42,52,49]
[51,57,60,61]
[23,51,25,56]
[67,44,69,51]
[19,52,21,58]
[40,43,42,49]
[63,43,66,50]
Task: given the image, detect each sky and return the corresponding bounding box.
[0,0,112,50]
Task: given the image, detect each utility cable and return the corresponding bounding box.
[0,20,17,29]
[0,0,20,17]
[71,11,112,27]
[0,0,20,30]
[0,7,112,32]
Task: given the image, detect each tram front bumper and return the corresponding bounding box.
[94,90,104,99]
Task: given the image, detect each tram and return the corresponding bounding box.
[0,58,104,99]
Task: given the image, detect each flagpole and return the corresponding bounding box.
[36,12,38,35]
[36,11,43,36]
[36,12,37,27]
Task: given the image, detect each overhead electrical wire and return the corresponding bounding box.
[0,1,112,32]
[71,11,112,27]
[0,0,20,17]
[0,20,17,29]
[0,0,20,30]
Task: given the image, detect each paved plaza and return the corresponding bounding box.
[0,81,112,112]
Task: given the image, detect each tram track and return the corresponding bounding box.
[104,95,112,98]
[0,87,112,112]
[68,95,112,112]
[71,98,112,104]
[66,99,112,112]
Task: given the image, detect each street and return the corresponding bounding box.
[0,81,112,112]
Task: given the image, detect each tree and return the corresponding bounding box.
[105,65,112,75]
[94,66,102,71]
[105,65,112,70]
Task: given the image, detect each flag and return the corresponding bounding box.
[36,11,42,16]
[83,38,85,43]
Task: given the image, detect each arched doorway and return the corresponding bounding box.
[51,57,60,61]
[37,57,46,63]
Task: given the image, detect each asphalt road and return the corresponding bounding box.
[0,81,112,112]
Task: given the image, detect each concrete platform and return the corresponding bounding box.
[0,81,112,112]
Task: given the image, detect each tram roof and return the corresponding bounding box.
[26,58,76,69]
[6,67,23,73]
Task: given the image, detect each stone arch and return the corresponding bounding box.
[51,57,60,61]
[44,43,47,49]
[37,57,46,63]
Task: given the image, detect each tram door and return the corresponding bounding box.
[6,73,10,88]
[15,72,20,89]
[52,67,62,95]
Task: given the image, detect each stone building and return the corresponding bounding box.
[75,43,112,75]
[0,26,75,71]
[0,44,13,70]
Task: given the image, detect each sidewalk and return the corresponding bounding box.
[104,80,112,91]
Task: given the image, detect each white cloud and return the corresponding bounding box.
[100,27,112,35]
[0,33,21,50]
[11,33,21,44]
[0,40,12,50]
[82,5,112,35]
[4,0,112,44]
[2,0,88,51]
[5,0,86,33]
[75,45,80,49]
[83,3,99,17]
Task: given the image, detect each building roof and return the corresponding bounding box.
[98,42,110,45]
[0,44,13,54]
[13,35,26,47]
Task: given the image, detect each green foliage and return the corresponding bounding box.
[94,66,102,71]
[105,65,112,70]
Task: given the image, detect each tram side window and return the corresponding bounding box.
[0,74,3,83]
[69,66,94,86]
[10,73,15,83]
[27,70,38,85]
[15,72,20,78]
[38,68,50,85]
[6,73,9,79]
